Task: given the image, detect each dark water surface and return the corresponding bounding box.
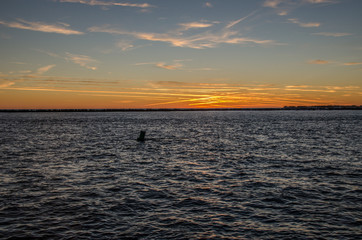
[1,111,361,239]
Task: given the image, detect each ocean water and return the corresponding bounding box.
[0,110,361,239]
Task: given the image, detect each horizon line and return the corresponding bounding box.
[1,105,361,112]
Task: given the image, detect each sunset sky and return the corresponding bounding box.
[0,0,361,109]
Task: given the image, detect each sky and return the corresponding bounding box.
[0,0,361,109]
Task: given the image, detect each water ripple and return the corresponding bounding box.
[0,111,361,239]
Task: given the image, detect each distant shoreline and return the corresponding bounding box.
[0,106,361,112]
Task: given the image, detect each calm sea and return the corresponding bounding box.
[0,111,361,239]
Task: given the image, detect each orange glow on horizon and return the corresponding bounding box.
[1,84,360,109]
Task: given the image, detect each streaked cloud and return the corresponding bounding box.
[1,73,119,86]
[66,53,98,70]
[144,83,357,107]
[149,81,236,90]
[308,59,330,64]
[326,86,360,90]
[89,17,277,49]
[135,60,185,70]
[343,62,362,66]
[226,11,256,29]
[313,32,352,37]
[0,19,83,35]
[308,60,362,66]
[304,0,337,4]
[263,0,338,16]
[278,10,288,16]
[152,81,186,86]
[37,65,56,75]
[179,22,214,30]
[135,59,215,72]
[155,62,183,70]
[0,80,15,88]
[285,85,359,93]
[36,49,62,59]
[59,0,153,8]
[263,0,284,8]
[289,18,320,27]
[3,87,210,98]
[263,0,293,16]
[264,0,337,8]
[2,72,359,108]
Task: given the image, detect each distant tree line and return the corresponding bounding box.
[283,105,362,110]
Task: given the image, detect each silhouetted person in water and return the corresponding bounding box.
[137,131,146,141]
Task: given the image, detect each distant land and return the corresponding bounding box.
[0,106,361,112]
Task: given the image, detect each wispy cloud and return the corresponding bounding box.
[2,74,358,108]
[278,10,288,16]
[285,85,359,93]
[116,40,135,51]
[89,16,277,49]
[226,11,256,29]
[144,83,357,107]
[263,0,338,16]
[37,50,103,70]
[36,49,62,59]
[37,65,56,75]
[2,87,210,99]
[0,73,121,90]
[149,81,236,90]
[304,0,337,4]
[204,2,213,8]
[135,59,214,71]
[179,22,214,30]
[343,62,362,66]
[89,27,275,49]
[313,32,352,37]
[66,53,98,70]
[264,0,337,7]
[289,18,320,27]
[59,0,153,8]
[308,59,362,66]
[152,81,186,86]
[0,19,83,35]
[263,0,284,8]
[0,80,15,88]
[135,60,185,70]
[308,59,330,64]
[263,0,295,16]
[155,62,183,70]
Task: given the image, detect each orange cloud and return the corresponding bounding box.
[156,62,182,70]
[179,22,214,30]
[263,0,283,8]
[0,19,83,35]
[0,81,15,88]
[305,0,336,3]
[308,59,329,64]
[89,17,277,49]
[2,77,360,109]
[343,62,362,66]
[289,18,320,27]
[59,0,152,8]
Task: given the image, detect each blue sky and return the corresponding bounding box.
[0,0,361,108]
